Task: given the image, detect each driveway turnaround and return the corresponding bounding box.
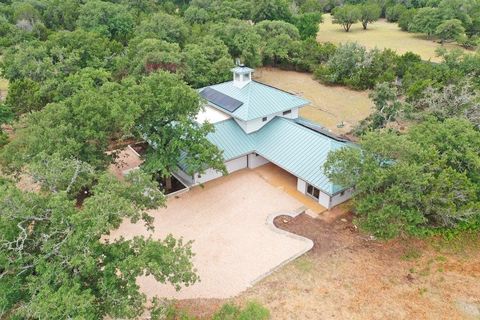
[109,169,313,299]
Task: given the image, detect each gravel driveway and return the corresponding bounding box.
[109,169,313,299]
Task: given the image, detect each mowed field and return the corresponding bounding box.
[318,14,467,62]
[254,67,374,135]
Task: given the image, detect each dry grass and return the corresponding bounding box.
[178,214,480,320]
[254,67,374,135]
[318,14,468,62]
[0,55,8,99]
[0,78,8,99]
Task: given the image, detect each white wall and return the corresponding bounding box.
[297,178,352,209]
[175,169,195,186]
[318,191,331,209]
[296,178,306,194]
[194,156,248,184]
[330,188,354,207]
[247,153,270,168]
[225,156,248,172]
[234,107,299,134]
[195,168,223,184]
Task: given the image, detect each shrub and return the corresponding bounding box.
[386,4,407,22]
[212,302,270,320]
[398,8,416,31]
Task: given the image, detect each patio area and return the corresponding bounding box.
[108,167,314,299]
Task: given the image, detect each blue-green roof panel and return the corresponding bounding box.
[200,81,310,121]
[206,119,255,160]
[207,117,349,195]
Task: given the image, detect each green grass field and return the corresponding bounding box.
[317,14,468,62]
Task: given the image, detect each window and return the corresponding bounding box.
[262,117,268,122]
[235,73,240,82]
[283,109,291,116]
[306,184,320,200]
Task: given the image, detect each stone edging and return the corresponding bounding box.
[249,206,314,286]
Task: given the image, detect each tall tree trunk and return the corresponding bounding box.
[165,176,172,191]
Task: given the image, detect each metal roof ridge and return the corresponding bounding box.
[251,80,302,97]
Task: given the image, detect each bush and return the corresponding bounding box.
[212,302,270,320]
[398,8,416,31]
[314,43,397,90]
[386,4,407,22]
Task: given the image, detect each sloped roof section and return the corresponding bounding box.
[207,117,349,195]
[199,81,310,121]
[207,119,255,160]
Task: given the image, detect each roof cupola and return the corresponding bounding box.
[231,64,254,88]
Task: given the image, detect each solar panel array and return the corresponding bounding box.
[200,87,243,113]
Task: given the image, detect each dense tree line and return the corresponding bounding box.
[321,46,480,239]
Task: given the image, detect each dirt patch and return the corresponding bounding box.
[318,14,468,62]
[177,212,480,319]
[253,68,373,135]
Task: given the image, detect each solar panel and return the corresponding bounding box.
[200,87,243,113]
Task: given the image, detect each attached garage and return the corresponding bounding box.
[190,156,248,185]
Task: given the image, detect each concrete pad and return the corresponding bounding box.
[109,169,313,299]
[253,163,327,214]
[108,146,143,179]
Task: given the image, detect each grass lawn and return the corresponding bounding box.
[318,14,468,62]
[254,67,374,136]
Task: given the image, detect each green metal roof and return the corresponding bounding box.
[199,81,310,121]
[207,119,255,160]
[207,117,350,195]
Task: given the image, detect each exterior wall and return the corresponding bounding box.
[330,188,354,208]
[296,178,306,194]
[195,168,223,184]
[318,191,331,209]
[225,156,248,173]
[234,107,299,134]
[175,169,195,186]
[297,178,353,209]
[194,156,248,184]
[247,153,270,168]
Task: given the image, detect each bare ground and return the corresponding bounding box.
[177,212,480,319]
[253,68,374,136]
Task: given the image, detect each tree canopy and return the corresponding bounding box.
[325,118,480,239]
[332,5,361,32]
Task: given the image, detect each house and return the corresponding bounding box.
[176,65,354,209]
